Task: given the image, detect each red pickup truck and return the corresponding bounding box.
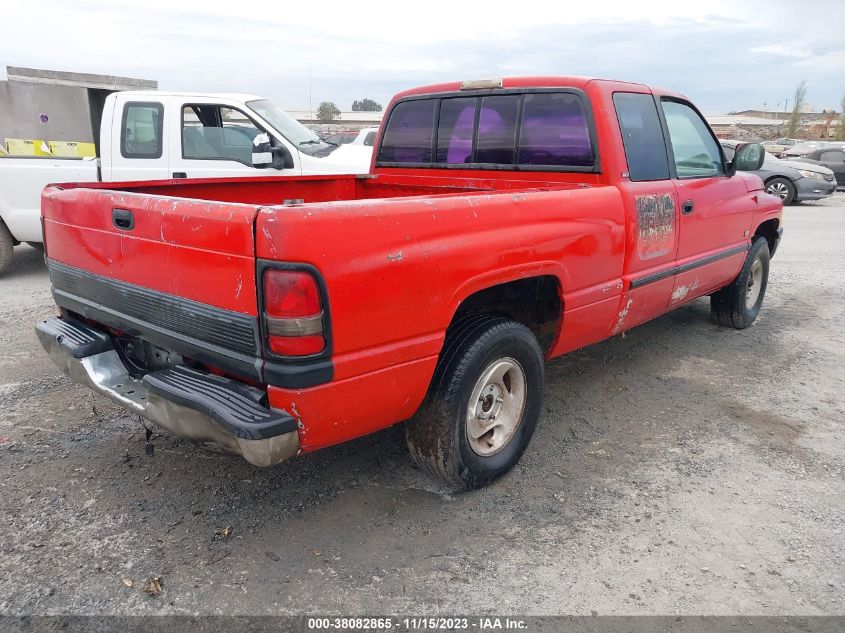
[36,76,782,490]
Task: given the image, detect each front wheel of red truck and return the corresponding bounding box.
[711,237,771,329]
[405,317,544,491]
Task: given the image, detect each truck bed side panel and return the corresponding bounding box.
[256,185,626,450]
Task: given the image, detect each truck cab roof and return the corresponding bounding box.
[111,90,266,103]
[392,76,687,103]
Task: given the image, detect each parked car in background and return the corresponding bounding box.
[323,127,379,147]
[322,129,359,145]
[781,141,824,159]
[763,138,798,156]
[793,147,845,187]
[350,126,379,147]
[721,140,836,205]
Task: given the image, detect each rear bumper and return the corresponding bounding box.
[35,317,300,466]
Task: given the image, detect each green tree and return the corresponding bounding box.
[351,98,383,112]
[837,96,845,142]
[785,80,807,138]
[316,101,341,122]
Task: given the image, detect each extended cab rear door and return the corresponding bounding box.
[105,95,172,181]
[611,91,680,332]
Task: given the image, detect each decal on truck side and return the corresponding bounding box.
[636,194,675,260]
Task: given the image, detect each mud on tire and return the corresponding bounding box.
[405,316,545,491]
[0,221,15,276]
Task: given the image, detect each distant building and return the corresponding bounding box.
[289,110,384,126]
[707,109,841,140]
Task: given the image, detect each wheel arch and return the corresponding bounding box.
[753,217,781,257]
[445,264,566,354]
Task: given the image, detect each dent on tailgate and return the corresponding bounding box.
[42,186,260,315]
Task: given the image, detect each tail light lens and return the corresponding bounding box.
[263,269,325,356]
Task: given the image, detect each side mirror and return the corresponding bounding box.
[270,142,294,170]
[727,142,764,176]
[252,133,294,170]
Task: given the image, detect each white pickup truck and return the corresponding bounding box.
[0,90,373,274]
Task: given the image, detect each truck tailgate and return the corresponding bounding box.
[42,186,258,313]
[41,186,262,380]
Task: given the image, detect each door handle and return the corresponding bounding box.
[681,199,695,215]
[112,208,135,231]
[172,172,187,179]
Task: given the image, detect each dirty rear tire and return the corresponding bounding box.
[0,221,14,275]
[710,237,770,329]
[405,316,544,491]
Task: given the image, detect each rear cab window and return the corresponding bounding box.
[377,89,597,172]
[121,102,164,158]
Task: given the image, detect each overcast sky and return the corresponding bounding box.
[2,0,843,114]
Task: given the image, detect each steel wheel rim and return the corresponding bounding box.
[746,258,764,309]
[466,357,526,457]
[767,181,789,200]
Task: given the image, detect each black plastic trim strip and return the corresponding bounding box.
[48,259,259,355]
[47,259,335,389]
[629,244,749,290]
[54,289,263,382]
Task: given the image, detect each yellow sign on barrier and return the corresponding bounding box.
[5,138,52,156]
[48,141,96,158]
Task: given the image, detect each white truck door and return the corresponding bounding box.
[170,100,300,179]
[106,95,172,181]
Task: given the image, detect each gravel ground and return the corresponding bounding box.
[0,194,843,616]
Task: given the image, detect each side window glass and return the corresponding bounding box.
[820,150,844,162]
[476,95,520,164]
[377,99,437,164]
[122,103,163,158]
[182,105,261,164]
[436,97,476,164]
[613,93,669,181]
[364,131,377,146]
[661,100,724,178]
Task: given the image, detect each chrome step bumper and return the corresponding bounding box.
[35,317,299,466]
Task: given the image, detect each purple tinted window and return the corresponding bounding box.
[476,95,519,164]
[518,93,594,167]
[436,98,476,164]
[377,99,436,163]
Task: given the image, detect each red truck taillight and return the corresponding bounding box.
[262,269,325,356]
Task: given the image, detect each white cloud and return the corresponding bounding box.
[1,0,843,112]
[750,44,813,58]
